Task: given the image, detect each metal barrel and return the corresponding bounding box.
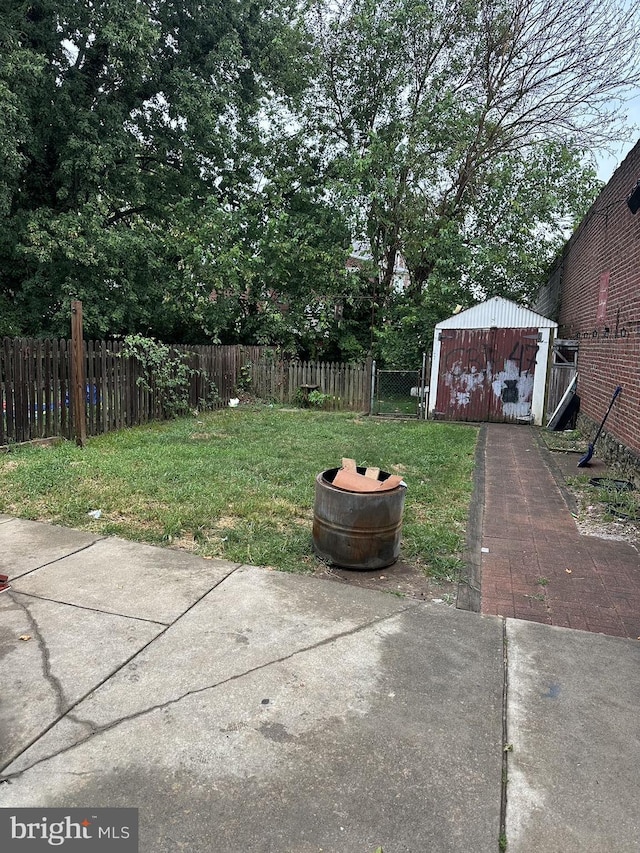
[312,468,406,570]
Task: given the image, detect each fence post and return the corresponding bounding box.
[71,300,87,447]
[368,359,376,415]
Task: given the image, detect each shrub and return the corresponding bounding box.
[121,335,217,419]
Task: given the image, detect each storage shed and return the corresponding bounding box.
[428,296,557,425]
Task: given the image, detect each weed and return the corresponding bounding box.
[292,388,335,409]
[525,592,546,602]
[235,362,253,393]
[597,484,639,520]
[121,334,217,418]
[308,389,334,409]
[538,428,582,453]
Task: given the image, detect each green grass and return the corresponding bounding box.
[538,428,583,453]
[585,478,640,521]
[0,407,478,578]
[374,394,419,416]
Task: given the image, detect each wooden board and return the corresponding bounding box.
[547,374,578,430]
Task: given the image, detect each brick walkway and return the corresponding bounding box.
[480,424,640,638]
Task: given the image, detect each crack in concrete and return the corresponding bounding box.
[66,712,99,733]
[8,592,68,718]
[0,562,242,777]
[6,537,108,581]
[0,601,419,782]
[8,591,171,627]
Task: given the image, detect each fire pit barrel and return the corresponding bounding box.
[312,468,406,570]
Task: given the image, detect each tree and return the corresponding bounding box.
[4,0,638,363]
[0,0,313,341]
[304,0,640,360]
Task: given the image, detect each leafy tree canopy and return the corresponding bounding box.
[303,0,639,362]
[1,0,639,364]
[1,0,350,349]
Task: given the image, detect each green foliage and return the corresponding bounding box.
[303,0,623,361]
[235,363,253,393]
[0,0,352,349]
[307,389,334,409]
[120,334,214,418]
[373,145,603,365]
[1,0,635,360]
[292,387,334,409]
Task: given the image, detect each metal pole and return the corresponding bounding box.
[71,300,86,447]
[370,360,376,416]
[420,351,427,419]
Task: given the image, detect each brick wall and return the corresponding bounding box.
[556,139,640,461]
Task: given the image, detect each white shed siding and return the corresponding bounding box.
[436,296,557,331]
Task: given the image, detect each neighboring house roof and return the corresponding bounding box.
[436,296,558,330]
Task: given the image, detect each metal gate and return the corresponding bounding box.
[372,355,429,418]
[434,328,540,422]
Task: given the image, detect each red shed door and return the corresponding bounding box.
[435,328,539,422]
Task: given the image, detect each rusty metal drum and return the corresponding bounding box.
[312,468,406,569]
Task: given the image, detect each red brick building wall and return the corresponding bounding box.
[555,140,640,461]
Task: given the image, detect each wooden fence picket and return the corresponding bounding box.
[1,337,372,446]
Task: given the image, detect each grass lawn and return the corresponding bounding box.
[0,407,478,579]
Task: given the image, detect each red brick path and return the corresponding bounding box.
[480,424,640,638]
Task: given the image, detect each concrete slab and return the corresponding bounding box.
[0,591,162,769]
[11,537,238,624]
[3,566,417,773]
[0,518,101,578]
[1,594,505,853]
[505,618,640,852]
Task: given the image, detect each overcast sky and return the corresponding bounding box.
[595,93,640,182]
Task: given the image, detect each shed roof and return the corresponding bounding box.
[435,296,557,330]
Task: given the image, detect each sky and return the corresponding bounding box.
[595,93,640,182]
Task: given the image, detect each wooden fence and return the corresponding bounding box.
[249,358,373,411]
[0,338,268,445]
[1,338,372,446]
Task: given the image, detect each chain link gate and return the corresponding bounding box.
[371,354,429,418]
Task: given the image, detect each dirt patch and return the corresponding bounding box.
[541,437,640,550]
[568,480,640,548]
[312,557,458,602]
[390,463,407,474]
[99,512,162,533]
[170,535,199,552]
[216,516,239,530]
